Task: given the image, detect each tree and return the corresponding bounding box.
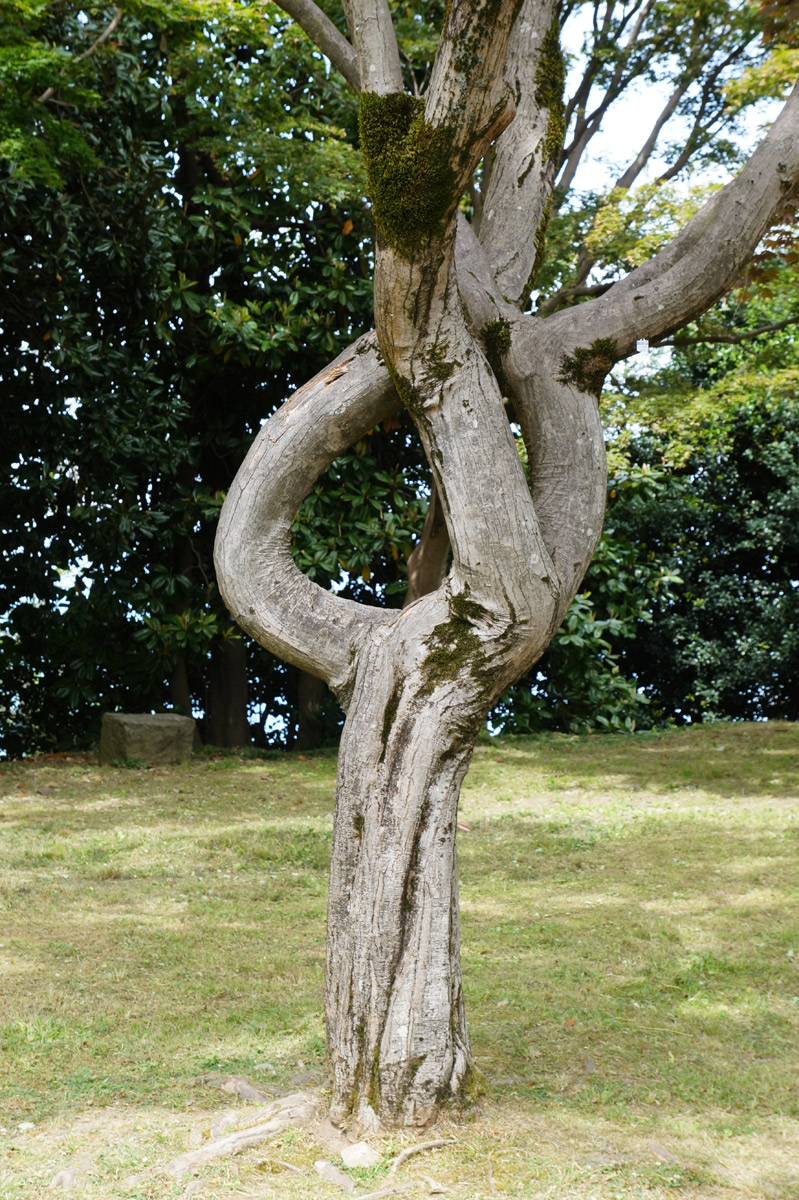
[214,0,799,1128]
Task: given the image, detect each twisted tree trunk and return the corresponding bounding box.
[214,0,799,1129]
[326,621,482,1128]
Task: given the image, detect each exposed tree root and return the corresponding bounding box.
[121,1091,319,1186]
[389,1138,454,1175]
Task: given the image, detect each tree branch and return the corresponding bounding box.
[477,0,562,304]
[424,0,518,154]
[538,78,692,314]
[653,41,750,184]
[344,0,403,95]
[455,217,607,615]
[273,0,361,93]
[541,32,762,316]
[214,335,397,703]
[556,0,654,195]
[402,479,450,606]
[614,79,690,191]
[657,313,799,347]
[37,6,123,104]
[562,0,648,135]
[550,81,799,360]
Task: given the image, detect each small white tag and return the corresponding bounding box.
[636,338,649,353]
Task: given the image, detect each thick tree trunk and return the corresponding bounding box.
[325,620,489,1129]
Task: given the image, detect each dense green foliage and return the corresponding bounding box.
[610,386,799,724]
[492,467,683,735]
[600,192,799,725]
[2,0,798,756]
[0,1,386,755]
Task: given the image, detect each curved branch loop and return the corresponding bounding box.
[214,336,398,699]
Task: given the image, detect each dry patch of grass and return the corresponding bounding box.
[1,723,798,1198]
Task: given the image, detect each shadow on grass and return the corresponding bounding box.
[471,721,799,801]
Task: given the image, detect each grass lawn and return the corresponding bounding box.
[1,721,797,1199]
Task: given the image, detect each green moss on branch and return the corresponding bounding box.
[527,192,552,294]
[482,318,512,396]
[424,340,459,385]
[359,92,458,258]
[534,17,566,166]
[417,591,492,700]
[379,680,402,763]
[559,337,618,398]
[483,318,511,361]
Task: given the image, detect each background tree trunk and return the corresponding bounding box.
[169,658,192,716]
[295,668,329,750]
[205,637,249,746]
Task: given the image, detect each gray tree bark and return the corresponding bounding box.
[403,479,449,608]
[215,0,799,1129]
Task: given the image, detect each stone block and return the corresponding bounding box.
[99,712,195,765]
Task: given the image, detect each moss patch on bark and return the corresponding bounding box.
[417,590,493,701]
[534,17,566,167]
[482,317,513,398]
[559,337,618,398]
[359,92,458,258]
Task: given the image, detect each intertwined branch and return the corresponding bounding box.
[216,0,799,695]
[214,3,799,1129]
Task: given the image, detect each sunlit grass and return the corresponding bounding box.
[1,722,797,1198]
